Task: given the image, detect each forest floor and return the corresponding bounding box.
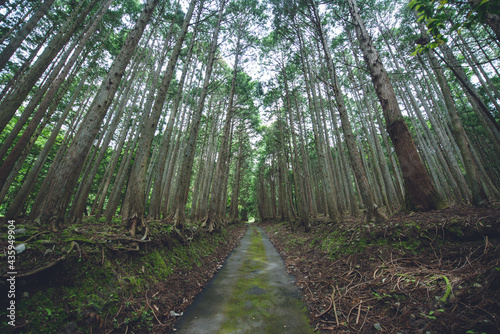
[1,204,499,333]
[260,204,500,334]
[0,219,247,333]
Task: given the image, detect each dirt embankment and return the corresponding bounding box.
[0,220,247,333]
[260,205,500,333]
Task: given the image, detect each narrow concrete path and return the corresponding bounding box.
[172,225,313,334]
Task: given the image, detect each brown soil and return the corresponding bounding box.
[0,221,247,333]
[145,224,247,333]
[260,205,500,334]
[2,204,499,333]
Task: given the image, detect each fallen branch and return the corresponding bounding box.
[23,231,50,243]
[6,241,79,278]
[145,290,164,326]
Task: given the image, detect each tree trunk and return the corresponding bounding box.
[4,71,90,217]
[426,48,489,206]
[121,0,198,236]
[307,2,387,221]
[347,0,444,211]
[172,0,226,228]
[34,0,160,230]
[0,0,55,71]
[0,0,99,133]
[0,0,111,190]
[206,31,241,229]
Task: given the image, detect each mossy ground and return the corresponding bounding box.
[0,219,246,333]
[174,225,313,334]
[220,227,308,334]
[261,205,500,333]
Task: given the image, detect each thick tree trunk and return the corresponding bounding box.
[347,0,444,211]
[34,0,160,230]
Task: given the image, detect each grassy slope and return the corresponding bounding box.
[0,219,246,333]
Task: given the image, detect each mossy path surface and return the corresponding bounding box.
[173,225,313,334]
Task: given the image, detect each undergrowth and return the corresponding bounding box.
[0,219,238,333]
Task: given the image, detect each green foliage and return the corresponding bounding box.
[409,0,500,54]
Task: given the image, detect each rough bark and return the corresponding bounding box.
[347,0,444,211]
[34,0,160,230]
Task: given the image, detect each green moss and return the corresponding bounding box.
[0,223,241,333]
[221,228,269,332]
[147,249,173,280]
[220,227,312,334]
[447,224,464,238]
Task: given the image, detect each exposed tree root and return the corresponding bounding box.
[1,241,79,278]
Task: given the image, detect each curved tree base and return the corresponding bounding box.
[200,215,227,233]
[366,205,388,223]
[126,216,140,238]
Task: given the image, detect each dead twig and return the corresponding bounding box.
[356,300,362,324]
[331,286,340,327]
[315,298,333,318]
[145,290,164,326]
[23,231,50,243]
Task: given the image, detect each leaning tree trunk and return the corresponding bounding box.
[4,71,90,217]
[171,0,226,228]
[0,0,111,190]
[149,14,201,221]
[307,1,387,221]
[0,0,99,134]
[425,48,488,206]
[0,0,56,71]
[34,0,160,230]
[121,0,198,236]
[347,0,444,211]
